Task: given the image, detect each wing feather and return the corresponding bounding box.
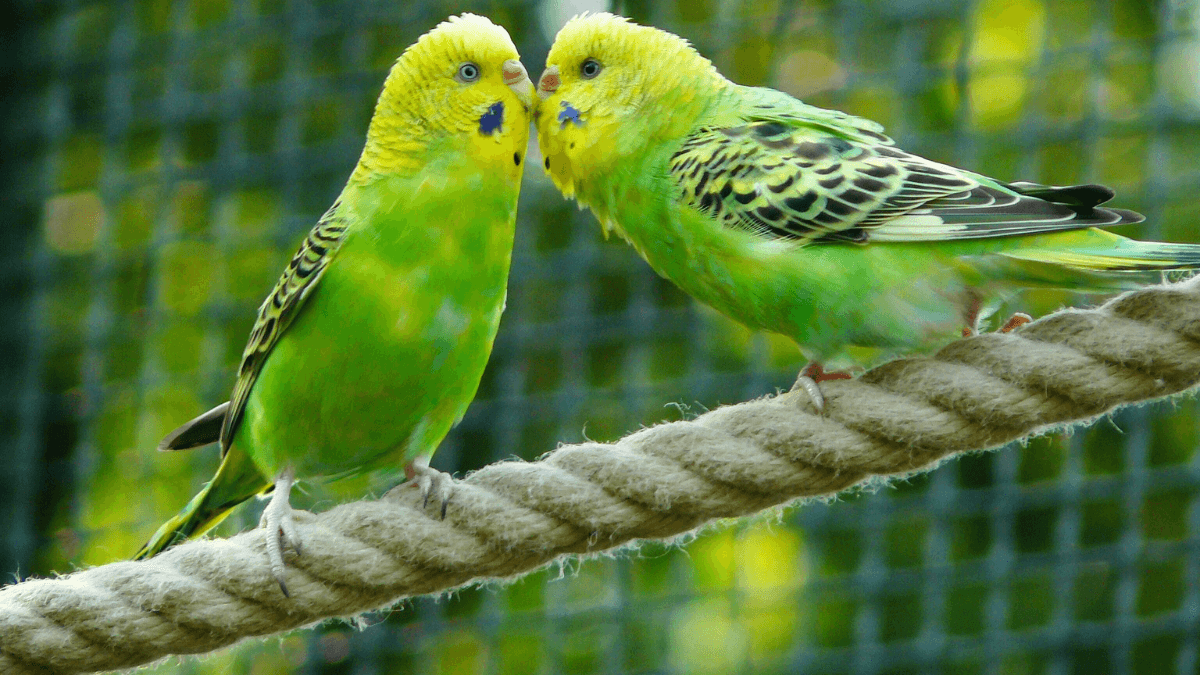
[669,117,1143,245]
[670,121,975,244]
[219,203,351,453]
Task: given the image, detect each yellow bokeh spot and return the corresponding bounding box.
[971,0,1046,64]
[669,597,747,675]
[44,191,105,255]
[745,606,799,663]
[681,523,808,666]
[736,523,805,598]
[967,0,1047,129]
[775,49,846,99]
[249,646,297,675]
[690,528,736,590]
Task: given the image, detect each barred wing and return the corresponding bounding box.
[669,121,1141,245]
[219,204,351,452]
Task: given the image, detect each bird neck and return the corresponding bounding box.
[634,65,729,135]
[561,76,729,216]
[347,58,455,184]
[349,90,433,184]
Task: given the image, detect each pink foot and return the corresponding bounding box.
[998,312,1032,333]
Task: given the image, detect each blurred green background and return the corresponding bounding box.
[3,0,1200,673]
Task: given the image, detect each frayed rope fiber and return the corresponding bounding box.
[5,278,1200,674]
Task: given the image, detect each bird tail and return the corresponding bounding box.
[1001,229,1200,273]
[134,448,271,560]
[158,401,229,451]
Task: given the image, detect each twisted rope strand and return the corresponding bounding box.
[3,278,1200,674]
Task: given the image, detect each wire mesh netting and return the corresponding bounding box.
[3,0,1200,672]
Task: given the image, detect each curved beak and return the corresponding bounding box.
[537,65,559,99]
[503,59,534,108]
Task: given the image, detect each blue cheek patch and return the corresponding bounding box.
[478,102,504,135]
[558,102,584,127]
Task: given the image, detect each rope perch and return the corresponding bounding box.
[5,278,1200,674]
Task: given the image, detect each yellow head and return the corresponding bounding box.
[535,13,725,199]
[353,14,534,183]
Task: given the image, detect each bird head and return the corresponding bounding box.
[535,13,724,200]
[354,14,534,182]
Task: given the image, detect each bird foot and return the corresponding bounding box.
[259,466,302,596]
[998,312,1032,333]
[791,363,852,414]
[962,293,983,337]
[405,456,454,519]
[963,311,1031,336]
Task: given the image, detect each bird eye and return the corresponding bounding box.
[457,62,481,83]
[580,58,602,79]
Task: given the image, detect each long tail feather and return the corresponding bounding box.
[1003,234,1200,272]
[158,401,229,451]
[134,448,270,560]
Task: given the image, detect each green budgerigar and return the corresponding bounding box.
[536,14,1200,404]
[136,14,534,593]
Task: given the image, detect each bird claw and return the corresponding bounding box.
[405,457,454,519]
[259,467,301,596]
[964,310,1031,336]
[792,374,825,413]
[791,363,853,415]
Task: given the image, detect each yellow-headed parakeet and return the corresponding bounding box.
[136,14,534,594]
[535,13,1200,404]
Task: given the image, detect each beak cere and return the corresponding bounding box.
[503,59,534,109]
[503,59,529,87]
[538,66,560,98]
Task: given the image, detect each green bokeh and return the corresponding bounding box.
[3,0,1199,673]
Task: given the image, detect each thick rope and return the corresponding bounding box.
[4,278,1200,674]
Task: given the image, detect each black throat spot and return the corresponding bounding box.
[479,102,504,135]
[558,101,583,127]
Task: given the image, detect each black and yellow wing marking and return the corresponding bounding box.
[669,121,1142,245]
[218,203,351,453]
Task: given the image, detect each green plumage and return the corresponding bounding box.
[136,166,519,559]
[136,14,533,564]
[537,14,1200,366]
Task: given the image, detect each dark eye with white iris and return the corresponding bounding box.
[457,62,480,82]
[580,58,602,79]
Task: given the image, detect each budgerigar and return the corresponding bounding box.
[535,13,1200,406]
[135,14,534,594]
